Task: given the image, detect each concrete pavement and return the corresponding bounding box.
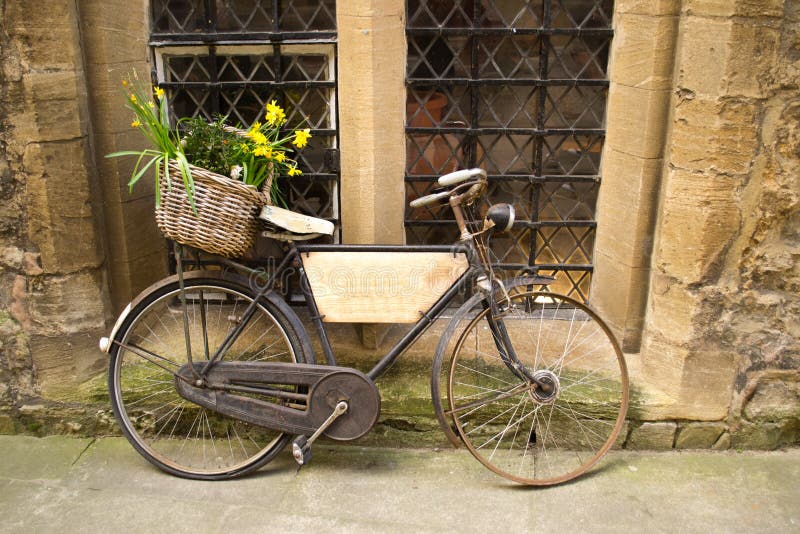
[0,435,797,533]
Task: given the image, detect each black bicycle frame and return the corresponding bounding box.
[179,238,525,385]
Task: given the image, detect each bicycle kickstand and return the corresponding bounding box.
[292,400,348,466]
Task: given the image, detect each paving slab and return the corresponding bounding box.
[0,435,797,533]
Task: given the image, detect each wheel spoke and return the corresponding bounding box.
[110,280,304,479]
[447,291,628,486]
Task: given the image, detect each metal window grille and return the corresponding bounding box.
[150,0,340,237]
[405,0,613,300]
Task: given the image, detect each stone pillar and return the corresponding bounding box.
[78,0,167,312]
[591,0,681,351]
[0,0,110,402]
[337,0,407,245]
[639,0,786,420]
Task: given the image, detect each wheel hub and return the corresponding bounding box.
[528,370,560,404]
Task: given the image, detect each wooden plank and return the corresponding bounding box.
[302,251,469,323]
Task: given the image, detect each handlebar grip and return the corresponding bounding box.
[438,168,487,187]
[409,190,451,208]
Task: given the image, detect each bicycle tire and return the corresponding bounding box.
[445,291,628,485]
[108,273,314,480]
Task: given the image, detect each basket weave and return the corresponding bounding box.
[155,160,267,258]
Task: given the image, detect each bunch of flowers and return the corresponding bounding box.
[108,71,311,209]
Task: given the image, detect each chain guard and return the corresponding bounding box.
[174,362,380,441]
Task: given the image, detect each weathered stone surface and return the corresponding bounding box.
[604,82,672,160]
[669,98,759,175]
[28,332,106,399]
[683,0,785,18]
[675,423,727,449]
[744,379,800,422]
[730,420,800,450]
[23,140,104,274]
[712,431,731,450]
[609,12,679,91]
[26,273,107,336]
[615,0,681,16]
[627,422,677,450]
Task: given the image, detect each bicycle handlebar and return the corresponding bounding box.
[438,168,487,186]
[409,169,488,210]
[409,190,453,208]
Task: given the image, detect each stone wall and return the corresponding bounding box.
[0,1,111,431]
[0,0,796,449]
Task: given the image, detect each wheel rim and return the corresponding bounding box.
[112,284,297,477]
[447,292,629,485]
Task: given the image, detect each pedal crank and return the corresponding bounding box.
[292,400,348,466]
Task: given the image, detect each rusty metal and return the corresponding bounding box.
[175,361,380,440]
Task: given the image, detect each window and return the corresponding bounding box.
[405,0,613,300]
[150,0,339,235]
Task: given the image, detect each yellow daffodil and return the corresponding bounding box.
[274,151,286,163]
[122,79,129,87]
[265,100,286,126]
[292,128,311,149]
[129,94,137,104]
[154,87,165,99]
[131,119,141,128]
[254,145,272,158]
[148,101,155,109]
[287,165,302,176]
[239,144,250,153]
[246,129,267,146]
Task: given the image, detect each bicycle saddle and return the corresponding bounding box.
[259,204,335,237]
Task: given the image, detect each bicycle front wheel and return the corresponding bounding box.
[108,275,311,480]
[447,291,628,485]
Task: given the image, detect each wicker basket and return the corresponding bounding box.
[155,160,268,258]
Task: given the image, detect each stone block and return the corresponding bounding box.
[23,140,104,273]
[730,420,800,450]
[595,147,663,265]
[640,333,689,393]
[0,415,16,434]
[338,0,404,18]
[676,348,736,420]
[589,249,651,351]
[27,272,107,336]
[627,421,677,449]
[79,1,148,66]
[655,168,742,283]
[23,71,89,142]
[8,20,81,72]
[683,0,784,18]
[605,83,671,160]
[675,17,732,98]
[0,246,24,270]
[675,422,726,449]
[712,431,731,450]
[725,21,780,99]
[670,97,759,175]
[615,0,681,16]
[644,274,698,346]
[744,379,800,422]
[29,331,107,399]
[609,12,679,91]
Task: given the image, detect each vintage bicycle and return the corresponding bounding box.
[99,168,629,486]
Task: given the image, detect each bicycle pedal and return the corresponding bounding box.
[292,436,312,466]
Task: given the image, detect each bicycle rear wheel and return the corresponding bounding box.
[108,275,312,480]
[446,291,628,485]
